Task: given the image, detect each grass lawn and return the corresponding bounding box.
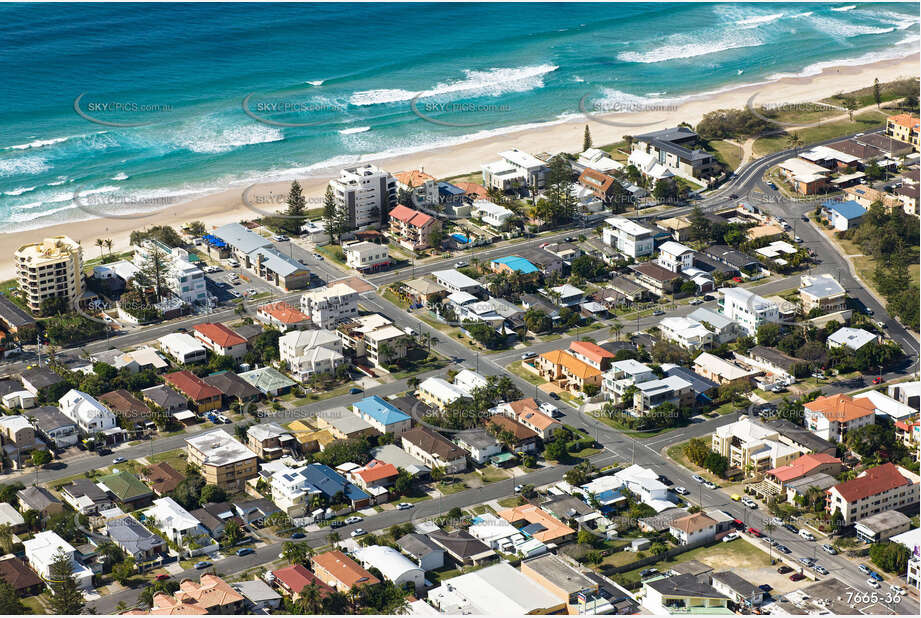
[505,361,545,386]
[596,414,677,439]
[147,447,188,471]
[315,243,347,266]
[389,351,450,379]
[497,496,522,508]
[665,438,726,486]
[438,480,469,495]
[380,288,410,310]
[616,538,770,584]
[479,467,513,483]
[22,593,51,614]
[753,112,886,157]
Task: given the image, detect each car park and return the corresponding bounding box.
[194,561,211,569]
[344,516,363,525]
[821,544,837,555]
[350,528,366,538]
[236,548,254,556]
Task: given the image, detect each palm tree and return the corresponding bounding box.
[326,531,341,546]
[95,238,104,258]
[785,132,802,153]
[302,582,322,614]
[611,321,624,341]
[104,238,113,255]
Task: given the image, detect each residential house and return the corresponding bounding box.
[735,345,801,382]
[778,157,830,194]
[146,496,209,547]
[417,376,471,411]
[401,426,467,474]
[432,269,482,295]
[314,407,377,441]
[186,429,258,490]
[247,423,296,460]
[388,204,440,250]
[487,414,538,452]
[98,389,152,430]
[498,503,575,544]
[642,573,730,615]
[157,332,207,364]
[630,261,681,296]
[0,557,43,597]
[717,287,779,335]
[519,553,610,614]
[659,316,714,350]
[822,200,867,231]
[687,307,742,344]
[23,406,75,449]
[577,148,623,174]
[536,349,602,394]
[496,397,562,440]
[142,384,189,414]
[310,550,380,593]
[482,148,548,191]
[394,170,438,206]
[279,328,345,380]
[203,371,262,405]
[454,429,502,465]
[19,367,66,398]
[300,282,359,329]
[350,459,399,493]
[343,241,391,272]
[98,470,154,510]
[212,223,310,290]
[23,531,94,589]
[491,255,540,276]
[889,381,921,409]
[693,352,758,386]
[0,415,42,469]
[265,461,371,515]
[163,370,222,413]
[192,322,248,360]
[270,564,333,601]
[567,340,615,371]
[238,367,296,397]
[634,376,694,412]
[658,241,694,273]
[400,278,448,307]
[190,501,242,540]
[105,514,166,562]
[805,394,876,442]
[336,313,409,369]
[145,574,245,614]
[329,164,396,230]
[603,216,655,258]
[256,301,310,332]
[235,578,283,611]
[710,572,763,608]
[602,359,656,401]
[854,390,917,422]
[397,533,444,572]
[704,245,760,275]
[428,529,496,566]
[428,562,562,615]
[712,417,804,477]
[669,512,718,546]
[827,327,879,351]
[826,463,919,524]
[631,126,719,183]
[354,545,425,593]
[141,462,186,497]
[885,113,919,151]
[578,167,624,206]
[352,396,412,436]
[58,389,122,439]
[16,485,64,516]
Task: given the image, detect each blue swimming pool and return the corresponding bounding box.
[451,233,471,244]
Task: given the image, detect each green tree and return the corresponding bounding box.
[135,244,171,301]
[544,438,568,462]
[286,180,306,218]
[199,484,226,505]
[222,519,243,547]
[47,549,85,614]
[873,78,881,108]
[870,542,910,574]
[0,580,27,614]
[583,125,593,151]
[322,185,340,244]
[577,528,596,546]
[112,557,136,585]
[756,322,782,347]
[31,449,52,467]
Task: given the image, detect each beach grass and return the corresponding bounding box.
[753,111,887,157]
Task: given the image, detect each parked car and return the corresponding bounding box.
[771,517,784,526]
[722,532,739,543]
[349,387,363,394]
[775,545,791,554]
[790,573,805,582]
[514,484,524,493]
[674,486,689,495]
[858,564,872,575]
[194,561,211,569]
[777,566,793,574]
[155,573,171,581]
[350,528,367,538]
[640,568,659,577]
[873,377,884,384]
[328,520,344,529]
[397,502,413,510]
[113,457,127,464]
[689,298,704,305]
[799,530,815,541]
[344,516,363,525]
[783,523,799,534]
[759,584,773,592]
[890,585,905,595]
[658,475,673,486]
[867,578,880,589]
[813,565,828,575]
[869,571,883,581]
[548,391,560,400]
[454,261,468,268]
[521,351,537,360]
[800,557,815,567]
[652,310,665,316]
[703,481,717,490]
[290,532,305,539]
[691,474,705,483]
[539,402,561,417]
[236,548,254,556]
[747,527,763,538]
[821,544,837,555]
[741,497,757,508]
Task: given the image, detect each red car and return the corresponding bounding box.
[747,527,763,537]
[790,573,805,582]
[873,377,883,384]
[732,276,743,283]
[155,573,171,581]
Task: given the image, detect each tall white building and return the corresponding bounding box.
[717,287,779,336]
[15,235,85,315]
[602,216,655,258]
[300,282,359,328]
[330,164,396,229]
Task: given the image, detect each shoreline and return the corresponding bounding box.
[0,53,917,282]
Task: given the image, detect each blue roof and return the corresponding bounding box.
[353,396,411,426]
[438,182,465,196]
[822,200,866,220]
[300,463,370,503]
[491,255,539,274]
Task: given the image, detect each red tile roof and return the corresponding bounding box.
[311,551,379,590]
[193,323,246,348]
[163,370,222,402]
[569,340,615,364]
[258,301,309,324]
[272,564,333,596]
[768,453,841,483]
[389,204,433,228]
[353,459,398,484]
[805,394,875,423]
[830,463,911,503]
[394,170,435,188]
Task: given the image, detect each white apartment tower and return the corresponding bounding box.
[15,236,85,315]
[330,164,397,230]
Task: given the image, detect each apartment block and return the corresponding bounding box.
[15,236,84,315]
[300,282,358,329]
[186,429,258,490]
[330,164,396,229]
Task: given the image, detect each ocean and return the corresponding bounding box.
[0,1,918,230]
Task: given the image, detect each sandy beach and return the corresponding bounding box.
[1,53,917,281]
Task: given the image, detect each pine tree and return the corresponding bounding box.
[286,180,306,217]
[583,124,592,151]
[0,580,26,614]
[47,548,85,615]
[135,245,170,301]
[873,78,881,109]
[322,185,338,245]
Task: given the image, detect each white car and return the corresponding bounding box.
[674,486,689,495]
[799,530,815,541]
[722,532,739,543]
[889,585,905,595]
[350,528,366,538]
[867,578,880,589]
[539,402,560,417]
[742,498,758,509]
[344,516,363,525]
[397,502,413,510]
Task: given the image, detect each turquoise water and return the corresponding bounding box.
[0,2,917,230]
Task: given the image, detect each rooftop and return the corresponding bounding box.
[805,393,876,424]
[353,395,411,426]
[186,429,257,467]
[831,463,912,503]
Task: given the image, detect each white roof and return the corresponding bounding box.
[117,346,168,370]
[301,282,356,304]
[468,513,520,545]
[419,377,469,403]
[343,241,386,257]
[799,145,859,165]
[149,496,201,532]
[579,148,624,173]
[551,283,584,298]
[58,389,116,426]
[280,328,340,351]
[364,324,407,343]
[405,599,440,616]
[0,415,34,433]
[158,332,206,355]
[719,287,776,311]
[800,273,846,299]
[636,375,693,394]
[23,531,75,565]
[428,562,561,615]
[0,502,25,527]
[853,390,917,421]
[687,307,735,330]
[694,352,756,381]
[659,241,694,256]
[660,316,712,339]
[472,199,514,218]
[628,150,674,179]
[609,358,653,377]
[605,215,653,238]
[891,528,921,554]
[499,148,544,169]
[779,157,829,177]
[186,429,257,466]
[454,369,488,392]
[446,291,478,306]
[827,327,877,350]
[354,545,422,583]
[716,417,776,442]
[433,269,481,290]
